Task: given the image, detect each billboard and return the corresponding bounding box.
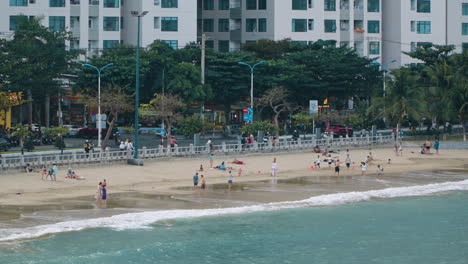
[309,100,318,115]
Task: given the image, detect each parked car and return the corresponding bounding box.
[63,125,80,137]
[31,123,40,132]
[324,123,353,137]
[0,138,10,151]
[77,126,117,139]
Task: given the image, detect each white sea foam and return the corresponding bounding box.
[1,180,468,242]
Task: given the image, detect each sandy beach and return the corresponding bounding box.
[0,146,467,208]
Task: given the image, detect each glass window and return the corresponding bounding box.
[246,18,257,32]
[90,0,100,5]
[410,0,416,11]
[416,21,431,34]
[103,40,119,49]
[463,23,468,35]
[203,0,214,10]
[49,16,65,31]
[10,0,28,6]
[367,0,379,12]
[218,19,229,32]
[9,16,22,30]
[417,0,430,13]
[410,21,416,32]
[258,18,267,32]
[103,17,119,31]
[463,3,468,16]
[367,20,380,33]
[309,0,314,8]
[324,0,336,11]
[259,0,267,9]
[219,0,229,10]
[203,19,214,32]
[324,19,336,32]
[369,41,380,54]
[292,19,307,32]
[103,0,119,7]
[308,19,314,30]
[205,40,214,49]
[219,40,229,52]
[162,0,177,8]
[50,0,65,7]
[462,43,468,53]
[162,40,178,49]
[161,17,178,31]
[246,0,256,9]
[154,17,160,29]
[292,0,307,10]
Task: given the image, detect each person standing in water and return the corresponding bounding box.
[334,159,340,176]
[200,175,206,190]
[361,162,367,176]
[271,158,278,177]
[193,172,199,189]
[95,182,102,208]
[101,183,107,208]
[227,170,233,191]
[209,153,214,168]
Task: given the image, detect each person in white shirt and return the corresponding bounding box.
[127,140,134,150]
[316,156,321,169]
[119,141,125,151]
[271,158,278,177]
[361,162,367,176]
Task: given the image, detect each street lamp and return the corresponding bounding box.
[83,63,114,149]
[373,60,397,97]
[131,10,148,161]
[238,61,266,121]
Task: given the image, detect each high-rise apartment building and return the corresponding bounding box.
[383,0,468,69]
[1,0,197,53]
[200,0,383,59]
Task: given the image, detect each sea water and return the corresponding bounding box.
[1,181,468,264]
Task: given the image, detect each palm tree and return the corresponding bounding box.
[445,54,468,141]
[368,68,426,138]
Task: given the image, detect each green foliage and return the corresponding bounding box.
[43,126,69,136]
[404,43,455,66]
[177,116,204,136]
[167,62,212,103]
[292,111,315,127]
[54,137,66,151]
[240,121,277,136]
[23,138,35,152]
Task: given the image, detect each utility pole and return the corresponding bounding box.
[201,34,206,121]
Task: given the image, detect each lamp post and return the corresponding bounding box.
[131,10,148,160]
[373,60,397,97]
[83,63,114,149]
[238,61,266,122]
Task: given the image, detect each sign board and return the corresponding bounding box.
[309,100,318,115]
[243,107,253,122]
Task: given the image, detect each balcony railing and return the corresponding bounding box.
[71,0,80,5]
[89,0,99,5]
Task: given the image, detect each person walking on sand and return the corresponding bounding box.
[361,162,367,176]
[334,159,340,176]
[40,165,47,180]
[377,164,384,178]
[271,158,278,177]
[237,167,243,177]
[228,170,233,191]
[434,139,440,155]
[51,164,58,181]
[316,155,321,169]
[345,155,351,170]
[327,154,333,169]
[200,175,206,190]
[209,153,214,168]
[398,142,403,156]
[193,172,199,189]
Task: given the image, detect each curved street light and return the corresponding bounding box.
[238,61,266,122]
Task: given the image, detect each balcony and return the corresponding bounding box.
[230,29,241,41]
[230,8,241,19]
[71,0,80,4]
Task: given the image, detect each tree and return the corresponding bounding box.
[404,44,455,67]
[292,111,316,138]
[166,62,212,103]
[257,87,295,135]
[140,94,184,138]
[177,116,204,137]
[11,123,32,155]
[240,121,277,136]
[43,126,69,153]
[368,68,426,136]
[86,83,133,150]
[0,91,26,128]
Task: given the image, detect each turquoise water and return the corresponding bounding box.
[1,191,468,264]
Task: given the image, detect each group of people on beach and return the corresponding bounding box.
[95,180,107,208]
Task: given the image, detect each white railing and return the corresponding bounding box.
[0,135,393,172]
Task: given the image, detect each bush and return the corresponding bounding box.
[54,137,66,151]
[240,121,277,136]
[23,139,35,152]
[177,116,204,136]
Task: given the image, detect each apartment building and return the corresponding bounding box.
[200,0,383,59]
[383,0,468,69]
[1,0,197,53]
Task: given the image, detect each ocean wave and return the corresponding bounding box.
[1,180,468,243]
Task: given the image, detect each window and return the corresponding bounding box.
[103,0,118,7]
[259,0,267,9]
[367,20,379,33]
[103,17,119,31]
[205,40,214,49]
[103,40,119,49]
[462,43,468,53]
[9,16,22,30]
[417,21,431,34]
[417,0,430,13]
[89,0,99,5]
[410,42,416,52]
[120,17,124,29]
[203,0,214,10]
[50,0,65,7]
[308,0,314,8]
[154,0,160,5]
[162,0,177,8]
[218,19,229,32]
[49,16,65,31]
[411,41,431,51]
[324,0,336,11]
[411,0,416,11]
[368,41,379,54]
[219,40,229,52]
[246,0,256,9]
[367,0,379,12]
[161,17,178,31]
[246,18,257,32]
[292,19,307,32]
[258,18,267,32]
[463,3,468,16]
[324,19,336,32]
[292,0,307,10]
[340,20,349,31]
[162,40,178,49]
[219,0,229,10]
[154,17,160,29]
[463,23,468,35]
[308,19,314,30]
[410,21,416,32]
[10,0,28,6]
[203,19,214,32]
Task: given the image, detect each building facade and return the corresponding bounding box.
[383,0,468,69]
[1,0,198,54]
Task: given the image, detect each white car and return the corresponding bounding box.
[31,123,40,132]
[63,125,80,137]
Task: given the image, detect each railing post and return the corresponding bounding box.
[222,142,227,153]
[339,136,343,146]
[166,145,171,156]
[158,145,163,154]
[142,147,147,158]
[254,141,258,151]
[366,134,370,144]
[298,138,302,148]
